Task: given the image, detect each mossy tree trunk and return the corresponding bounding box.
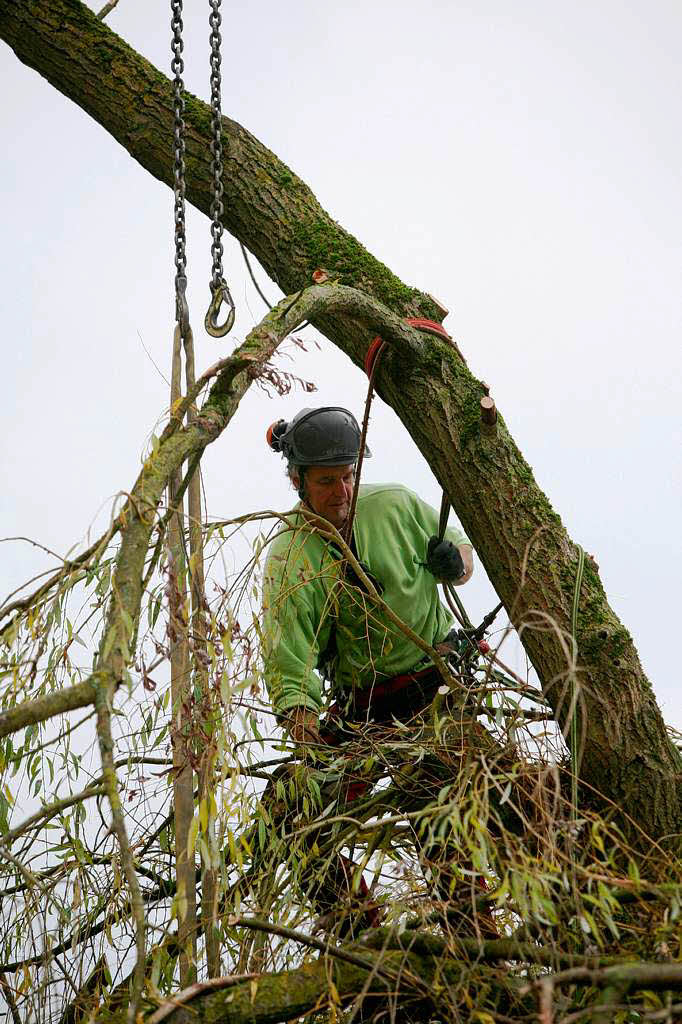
[1,0,680,840]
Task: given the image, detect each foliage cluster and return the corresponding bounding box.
[1,489,681,1024]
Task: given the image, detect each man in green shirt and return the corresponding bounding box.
[260,406,481,932]
[262,406,473,743]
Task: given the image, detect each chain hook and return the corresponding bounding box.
[205,278,235,337]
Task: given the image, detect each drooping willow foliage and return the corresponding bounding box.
[1,503,681,1024]
[0,286,681,1024]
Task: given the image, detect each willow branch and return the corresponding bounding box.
[1,783,106,848]
[228,916,397,981]
[0,679,97,740]
[538,961,682,992]
[0,522,117,631]
[0,974,20,1024]
[93,689,145,1024]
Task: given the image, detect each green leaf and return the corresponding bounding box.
[187,814,199,858]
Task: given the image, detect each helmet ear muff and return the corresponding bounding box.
[266,420,287,452]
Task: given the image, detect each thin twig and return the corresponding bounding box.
[0,975,20,1024]
[228,916,417,987]
[94,689,146,1024]
[1,783,106,847]
[0,523,117,625]
[97,0,120,18]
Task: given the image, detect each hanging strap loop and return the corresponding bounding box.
[175,274,190,338]
[364,317,454,377]
[204,278,236,337]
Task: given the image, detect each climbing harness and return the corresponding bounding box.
[204,0,235,337]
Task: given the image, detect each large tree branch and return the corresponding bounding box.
[1,0,679,839]
[113,946,444,1024]
[96,922,682,1024]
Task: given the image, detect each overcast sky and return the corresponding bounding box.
[1,0,680,726]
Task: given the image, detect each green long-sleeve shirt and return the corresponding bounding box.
[262,484,469,717]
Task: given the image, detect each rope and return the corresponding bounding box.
[240,242,273,309]
[343,341,385,545]
[570,544,585,820]
[348,319,459,547]
[437,492,450,544]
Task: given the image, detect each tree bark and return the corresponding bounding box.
[98,946,445,1024]
[1,0,680,839]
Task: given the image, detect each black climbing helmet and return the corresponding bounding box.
[266,407,371,466]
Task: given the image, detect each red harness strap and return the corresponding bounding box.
[319,663,440,739]
[364,317,454,378]
[350,664,440,712]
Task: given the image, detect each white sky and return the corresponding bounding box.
[1,0,680,726]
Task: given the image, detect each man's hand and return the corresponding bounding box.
[425,537,463,580]
[425,538,474,585]
[287,707,321,747]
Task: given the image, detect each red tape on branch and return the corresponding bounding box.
[364,317,452,378]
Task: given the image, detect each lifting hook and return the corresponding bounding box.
[205,278,236,338]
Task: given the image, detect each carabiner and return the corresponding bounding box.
[204,278,236,338]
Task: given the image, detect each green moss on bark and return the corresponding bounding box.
[295,216,435,314]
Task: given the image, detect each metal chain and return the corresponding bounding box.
[208,0,224,288]
[205,0,235,337]
[171,0,189,333]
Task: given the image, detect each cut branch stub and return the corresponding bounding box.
[480,395,498,437]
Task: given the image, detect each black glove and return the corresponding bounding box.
[425,536,465,581]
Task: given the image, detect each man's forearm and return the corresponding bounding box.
[453,544,474,586]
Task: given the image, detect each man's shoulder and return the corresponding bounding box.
[264,513,327,578]
[357,483,420,508]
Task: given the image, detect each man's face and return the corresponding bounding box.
[294,464,355,529]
